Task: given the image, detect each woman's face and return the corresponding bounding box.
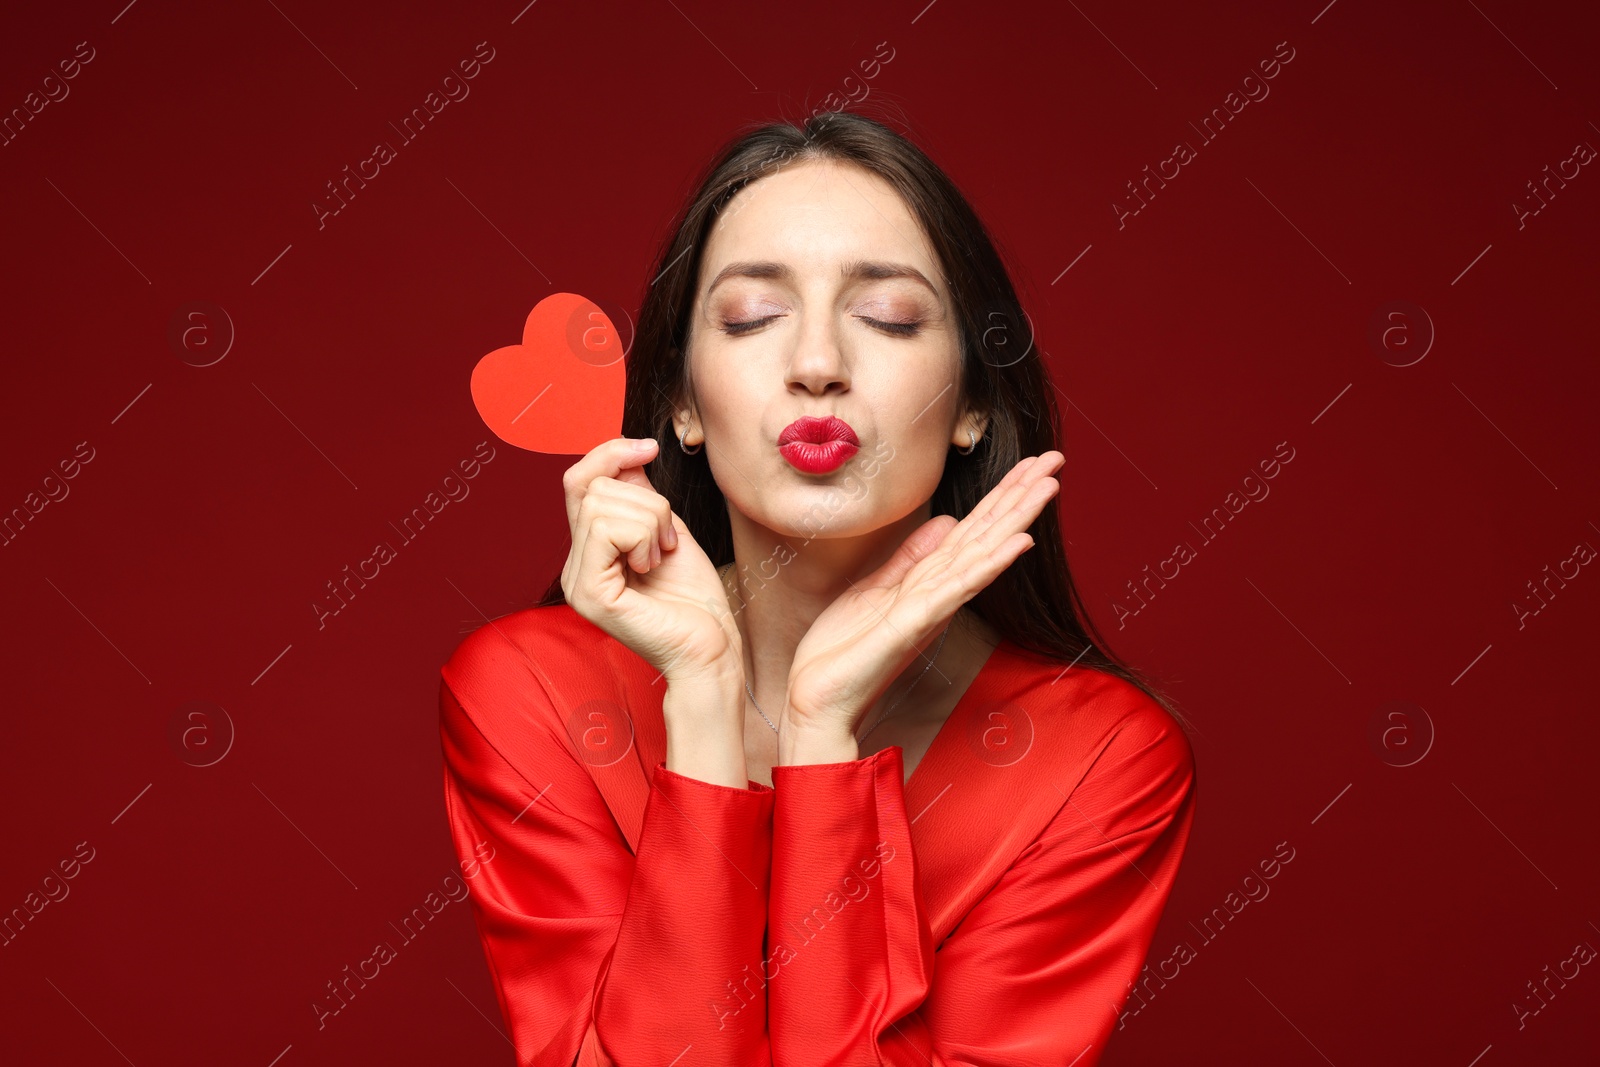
[681,158,979,543]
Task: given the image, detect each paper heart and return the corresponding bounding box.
[471,293,628,454]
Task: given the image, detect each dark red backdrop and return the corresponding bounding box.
[3,1,1596,1063]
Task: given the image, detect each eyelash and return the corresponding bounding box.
[721,316,922,337]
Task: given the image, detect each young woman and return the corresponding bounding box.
[439,110,1197,1066]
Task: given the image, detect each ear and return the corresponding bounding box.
[673,409,700,449]
[952,408,990,449]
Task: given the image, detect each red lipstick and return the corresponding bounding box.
[778,415,860,474]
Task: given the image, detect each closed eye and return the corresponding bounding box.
[718,316,921,337]
[863,317,922,337]
[720,316,778,336]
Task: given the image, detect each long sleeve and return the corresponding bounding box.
[439,675,776,1067]
[766,703,1196,1067]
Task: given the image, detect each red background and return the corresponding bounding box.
[3,1,1597,1063]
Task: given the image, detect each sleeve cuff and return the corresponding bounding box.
[653,760,775,795]
[595,758,775,1057]
[770,741,900,783]
[767,744,935,1062]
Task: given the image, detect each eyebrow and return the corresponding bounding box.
[704,259,941,299]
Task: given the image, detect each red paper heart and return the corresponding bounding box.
[471,293,627,454]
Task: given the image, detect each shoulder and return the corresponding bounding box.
[437,605,633,828]
[441,602,596,684]
[1002,648,1195,799]
[1087,670,1193,776]
[439,603,616,735]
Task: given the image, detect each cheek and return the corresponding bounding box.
[873,371,962,449]
[861,340,962,402]
[690,348,761,420]
[849,424,951,515]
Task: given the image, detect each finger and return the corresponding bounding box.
[935,472,1055,587]
[576,509,659,585]
[864,514,958,591]
[578,493,668,574]
[984,452,1061,520]
[965,452,1063,538]
[586,475,678,553]
[909,522,1040,629]
[980,473,1059,548]
[563,436,661,530]
[948,452,1055,546]
[963,531,1037,596]
[957,475,1058,568]
[897,455,1060,595]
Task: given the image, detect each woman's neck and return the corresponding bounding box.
[717,559,997,738]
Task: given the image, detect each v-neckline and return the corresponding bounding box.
[598,626,1084,944]
[900,636,1011,805]
[621,634,1012,797]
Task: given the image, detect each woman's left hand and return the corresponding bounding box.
[781,451,1065,740]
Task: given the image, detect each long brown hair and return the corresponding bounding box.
[536,109,1191,732]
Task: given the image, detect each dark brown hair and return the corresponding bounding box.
[536,109,1190,731]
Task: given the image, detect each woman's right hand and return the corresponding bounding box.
[559,436,741,684]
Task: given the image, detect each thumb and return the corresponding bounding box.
[613,461,658,494]
[873,514,957,587]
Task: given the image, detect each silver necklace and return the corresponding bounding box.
[744,624,951,743]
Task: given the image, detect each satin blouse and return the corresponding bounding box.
[438,603,1197,1066]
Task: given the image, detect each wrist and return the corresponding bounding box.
[777,722,860,768]
[661,672,748,789]
[663,654,743,694]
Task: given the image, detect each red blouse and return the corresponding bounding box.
[439,603,1196,1066]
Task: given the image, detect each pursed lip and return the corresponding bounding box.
[777,415,860,447]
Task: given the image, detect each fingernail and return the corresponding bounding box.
[651,542,660,567]
[666,526,678,549]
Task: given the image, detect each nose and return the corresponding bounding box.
[785,313,850,396]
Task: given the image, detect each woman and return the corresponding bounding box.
[439,110,1197,1066]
